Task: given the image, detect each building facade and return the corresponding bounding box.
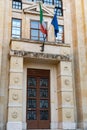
[0,0,87,130]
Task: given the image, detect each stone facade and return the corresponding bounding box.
[0,0,87,130]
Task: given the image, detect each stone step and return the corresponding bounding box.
[28,128,82,130]
[28,129,62,130]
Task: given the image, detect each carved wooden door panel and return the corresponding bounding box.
[27,69,50,129]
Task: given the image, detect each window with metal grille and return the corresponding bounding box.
[56,25,64,43]
[43,0,53,5]
[54,0,63,16]
[30,20,47,41]
[12,18,21,38]
[12,0,22,9]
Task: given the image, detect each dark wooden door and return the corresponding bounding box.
[26,69,50,129]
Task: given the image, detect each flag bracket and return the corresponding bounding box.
[40,42,44,52]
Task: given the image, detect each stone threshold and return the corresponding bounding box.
[28,129,62,130]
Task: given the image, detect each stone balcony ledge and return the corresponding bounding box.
[10,38,71,47]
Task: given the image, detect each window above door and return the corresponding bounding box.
[30,20,47,41]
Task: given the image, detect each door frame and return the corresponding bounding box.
[23,63,58,129]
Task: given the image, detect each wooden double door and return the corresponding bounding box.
[27,69,50,129]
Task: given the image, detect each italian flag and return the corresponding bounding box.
[39,3,47,35]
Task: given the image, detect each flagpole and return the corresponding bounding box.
[40,34,46,52]
[39,3,47,52]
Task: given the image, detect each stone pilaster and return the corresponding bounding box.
[0,0,12,129]
[0,0,4,82]
[63,0,72,44]
[0,1,5,129]
[57,61,76,129]
[71,0,87,129]
[7,56,23,130]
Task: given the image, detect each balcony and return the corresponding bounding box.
[10,38,71,62]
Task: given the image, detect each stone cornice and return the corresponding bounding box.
[10,50,72,62]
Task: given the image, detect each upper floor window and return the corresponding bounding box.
[12,18,21,38]
[27,0,63,16]
[12,0,22,10]
[44,0,63,16]
[56,25,64,43]
[30,20,47,41]
[54,0,63,16]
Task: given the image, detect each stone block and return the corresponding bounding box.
[8,108,22,122]
[10,57,23,72]
[7,122,22,130]
[60,46,71,56]
[57,76,73,91]
[58,108,75,122]
[62,108,75,122]
[57,61,72,76]
[9,73,23,87]
[9,89,22,104]
[11,41,23,51]
[58,91,74,107]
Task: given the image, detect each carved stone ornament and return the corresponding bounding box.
[65,112,71,118]
[14,77,19,84]
[65,96,71,102]
[12,93,18,100]
[65,79,70,85]
[12,112,18,118]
